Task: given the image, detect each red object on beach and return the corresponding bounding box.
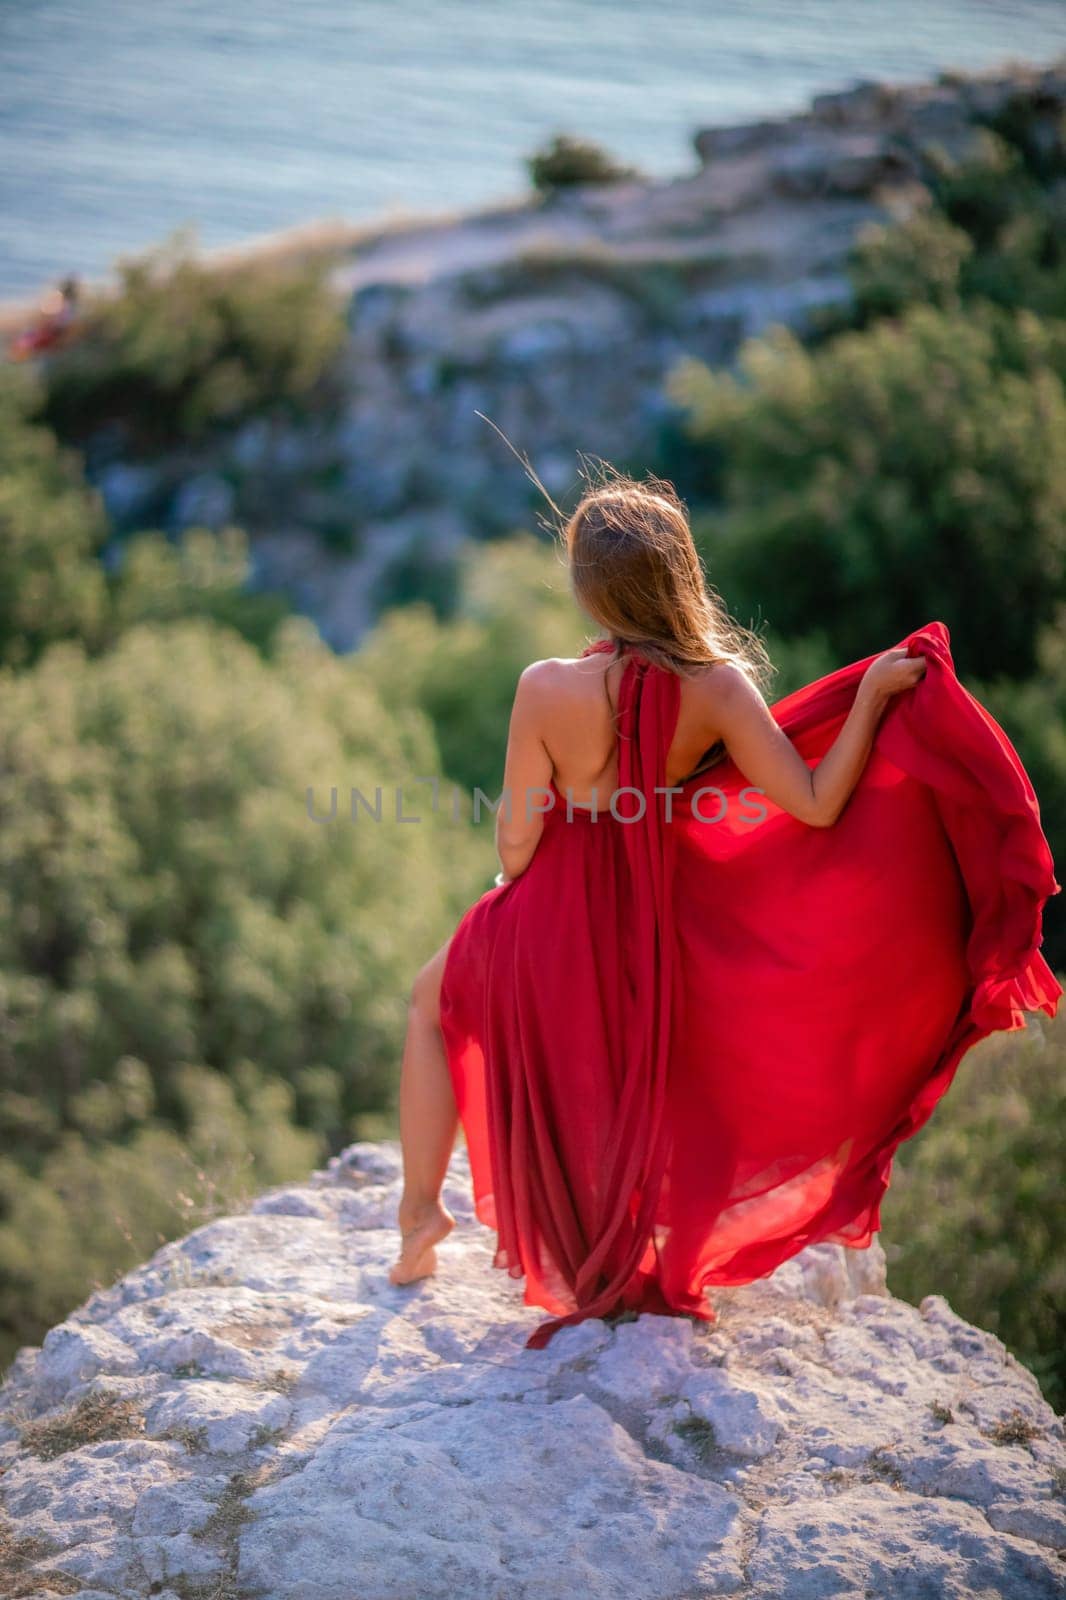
[439,620,1062,1350]
[6,328,49,362]
[6,319,79,363]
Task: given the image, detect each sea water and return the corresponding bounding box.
[1,0,1064,300]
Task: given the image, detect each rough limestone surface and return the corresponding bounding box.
[1,1140,1063,1600]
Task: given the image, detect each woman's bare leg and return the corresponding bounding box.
[388,939,459,1285]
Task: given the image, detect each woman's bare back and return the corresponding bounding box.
[537,654,725,807]
[496,643,922,879]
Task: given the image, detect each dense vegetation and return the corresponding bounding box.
[0,362,487,1368]
[40,226,349,450]
[881,1007,1066,1410]
[663,101,1066,973]
[0,88,1062,1406]
[667,302,1066,681]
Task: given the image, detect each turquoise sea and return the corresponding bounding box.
[1,0,1065,300]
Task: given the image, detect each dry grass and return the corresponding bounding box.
[672,1413,718,1465]
[984,1407,1044,1447]
[196,1469,260,1544]
[165,1421,210,1454]
[247,1423,285,1451]
[259,1366,300,1394]
[0,1519,80,1598]
[18,1390,144,1461]
[864,1446,905,1490]
[183,1464,273,1600]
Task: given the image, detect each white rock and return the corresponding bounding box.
[986,1498,1066,1548]
[239,1394,747,1600]
[679,1368,786,1460]
[748,1488,1064,1599]
[0,1138,1062,1600]
[34,1324,140,1404]
[131,1473,229,1537]
[137,1527,224,1588]
[145,1381,292,1455]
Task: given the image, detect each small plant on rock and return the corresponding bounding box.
[19,1390,144,1461]
[527,132,642,193]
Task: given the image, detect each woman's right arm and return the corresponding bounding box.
[702,647,926,828]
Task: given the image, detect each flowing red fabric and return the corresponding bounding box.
[438,621,1062,1350]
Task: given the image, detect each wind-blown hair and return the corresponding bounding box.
[560,464,776,691]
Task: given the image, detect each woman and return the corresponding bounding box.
[388,471,1061,1350]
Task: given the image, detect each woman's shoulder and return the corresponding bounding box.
[685,658,757,696]
[513,654,613,711]
[519,650,613,679]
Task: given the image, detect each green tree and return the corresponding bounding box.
[849,209,975,320]
[0,1063,319,1367]
[930,126,1066,320]
[358,533,587,797]
[969,609,1066,968]
[41,225,349,448]
[881,1001,1066,1411]
[0,366,108,667]
[838,118,1066,331]
[0,612,487,1369]
[667,303,1066,681]
[0,364,292,666]
[0,617,481,1143]
[105,524,291,654]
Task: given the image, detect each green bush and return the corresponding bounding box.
[848,124,1066,327]
[760,627,842,702]
[0,610,488,1367]
[881,1000,1066,1411]
[105,524,291,654]
[850,209,975,319]
[0,1061,319,1369]
[40,225,349,448]
[527,132,641,194]
[0,617,481,1142]
[969,608,1066,968]
[369,529,463,620]
[981,86,1066,187]
[930,128,1034,253]
[0,366,109,668]
[666,302,1066,682]
[359,533,587,796]
[0,364,292,666]
[929,128,1066,319]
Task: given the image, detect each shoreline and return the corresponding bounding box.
[0,189,545,337]
[5,49,1065,339]
[2,53,1063,656]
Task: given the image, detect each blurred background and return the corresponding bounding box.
[0,4,1064,1407]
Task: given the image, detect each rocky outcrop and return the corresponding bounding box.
[1,1140,1063,1599]
[79,59,1066,651]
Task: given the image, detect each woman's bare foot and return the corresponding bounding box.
[388,1197,456,1285]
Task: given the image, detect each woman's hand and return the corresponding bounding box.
[697,641,926,833]
[860,646,927,704]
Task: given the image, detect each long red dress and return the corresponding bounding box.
[438,621,1062,1350]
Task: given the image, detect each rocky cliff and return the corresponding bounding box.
[1,1139,1063,1599]
[84,58,1066,651]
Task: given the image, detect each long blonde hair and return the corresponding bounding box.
[560,464,775,691]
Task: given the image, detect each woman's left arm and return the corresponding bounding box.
[494,662,555,883]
